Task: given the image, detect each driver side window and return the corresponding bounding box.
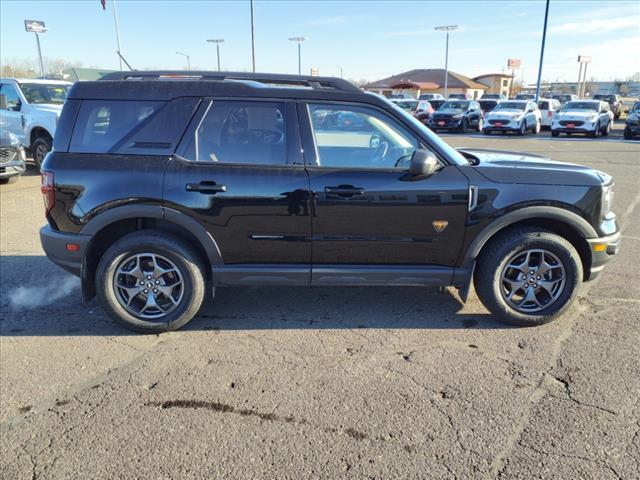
[307,103,419,169]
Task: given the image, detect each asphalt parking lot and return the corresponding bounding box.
[1,124,639,479]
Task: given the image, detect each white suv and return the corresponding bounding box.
[551,100,613,138]
[482,100,541,135]
[0,78,72,168]
[537,98,562,129]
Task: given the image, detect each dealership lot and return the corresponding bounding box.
[1,130,639,479]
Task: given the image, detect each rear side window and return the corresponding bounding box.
[69,98,199,155]
[538,101,549,110]
[180,100,287,165]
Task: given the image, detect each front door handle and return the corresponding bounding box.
[324,185,365,197]
[185,181,227,194]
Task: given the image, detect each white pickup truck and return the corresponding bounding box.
[0,78,72,168]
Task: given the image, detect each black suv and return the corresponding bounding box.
[428,100,484,133]
[40,72,620,333]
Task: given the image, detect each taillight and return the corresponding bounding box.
[41,171,55,214]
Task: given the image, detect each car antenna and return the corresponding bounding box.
[117,51,135,71]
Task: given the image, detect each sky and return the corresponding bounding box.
[1,0,639,83]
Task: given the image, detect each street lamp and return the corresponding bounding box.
[176,51,191,70]
[434,25,461,99]
[337,65,343,78]
[288,36,306,75]
[207,39,225,71]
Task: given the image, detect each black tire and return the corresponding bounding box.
[624,129,632,140]
[551,130,560,137]
[474,228,583,327]
[602,120,611,137]
[96,230,207,333]
[32,135,52,169]
[0,176,19,184]
[483,129,491,135]
[588,123,599,138]
[458,119,468,133]
[517,121,526,136]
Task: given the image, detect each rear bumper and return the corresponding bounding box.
[40,225,90,277]
[586,231,621,280]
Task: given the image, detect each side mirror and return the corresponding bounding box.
[410,149,439,176]
[0,94,6,110]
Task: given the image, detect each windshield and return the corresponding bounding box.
[395,100,418,111]
[385,99,469,166]
[479,100,497,109]
[430,100,446,110]
[562,102,598,112]
[19,83,70,104]
[441,101,469,110]
[416,100,431,111]
[495,102,525,111]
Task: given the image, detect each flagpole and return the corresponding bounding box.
[112,0,123,71]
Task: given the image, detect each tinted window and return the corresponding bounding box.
[308,103,419,169]
[0,84,22,111]
[538,101,549,110]
[182,100,286,164]
[69,98,199,154]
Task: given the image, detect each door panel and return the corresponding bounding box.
[307,166,469,265]
[0,84,26,144]
[300,101,469,267]
[164,99,312,267]
[164,160,312,264]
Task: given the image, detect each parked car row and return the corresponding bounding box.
[407,96,624,139]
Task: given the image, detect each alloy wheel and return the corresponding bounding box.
[113,253,184,320]
[500,248,566,313]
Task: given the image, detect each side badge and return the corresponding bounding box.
[432,220,448,233]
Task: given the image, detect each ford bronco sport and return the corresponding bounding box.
[40,72,620,333]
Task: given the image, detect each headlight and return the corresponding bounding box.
[513,115,522,121]
[601,184,615,220]
[588,114,598,122]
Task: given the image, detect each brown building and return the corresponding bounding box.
[364,68,487,99]
[472,73,514,98]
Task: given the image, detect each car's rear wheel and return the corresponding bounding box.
[602,120,611,136]
[32,135,52,170]
[474,228,582,326]
[624,129,632,140]
[96,230,207,333]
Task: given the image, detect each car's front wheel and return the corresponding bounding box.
[551,130,560,137]
[474,228,583,326]
[96,230,207,333]
[517,121,526,136]
[533,119,541,134]
[602,120,611,136]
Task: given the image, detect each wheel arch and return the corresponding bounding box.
[29,125,53,146]
[79,205,222,301]
[457,207,595,302]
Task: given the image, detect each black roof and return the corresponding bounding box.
[68,70,374,103]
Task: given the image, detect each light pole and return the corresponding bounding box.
[207,39,225,71]
[534,0,550,102]
[288,37,306,75]
[434,25,460,99]
[250,0,256,72]
[176,51,191,70]
[337,65,343,78]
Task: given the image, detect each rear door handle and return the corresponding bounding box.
[324,186,365,197]
[185,181,227,194]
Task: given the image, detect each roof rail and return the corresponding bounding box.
[99,70,361,92]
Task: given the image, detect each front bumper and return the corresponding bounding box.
[484,119,521,132]
[40,225,91,277]
[625,123,640,135]
[586,231,621,280]
[429,118,463,130]
[0,159,26,179]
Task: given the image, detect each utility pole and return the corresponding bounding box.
[534,0,550,102]
[176,51,191,70]
[250,0,256,72]
[24,20,47,78]
[112,0,123,71]
[434,25,460,99]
